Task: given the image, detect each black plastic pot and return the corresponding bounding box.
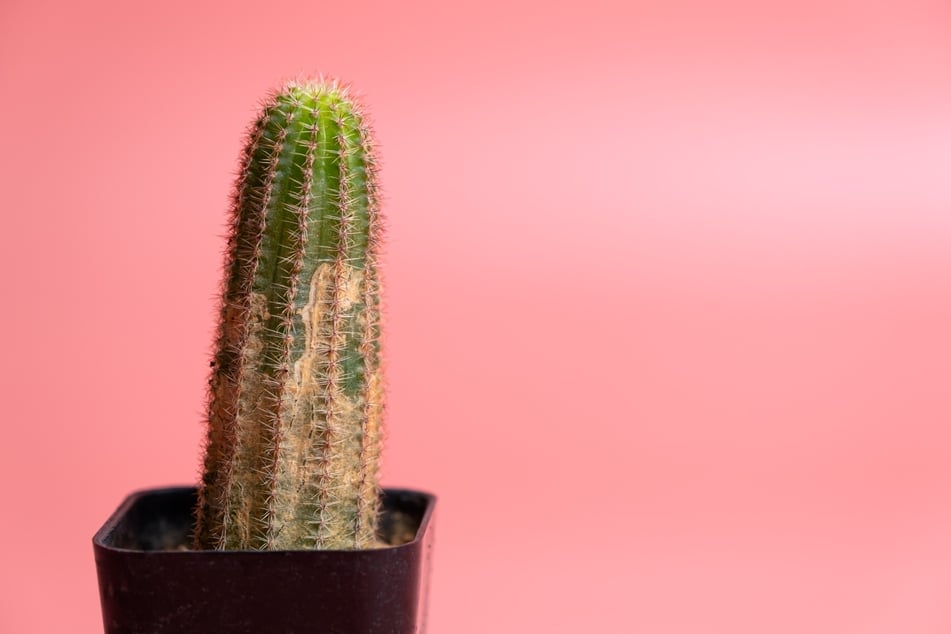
[93,487,436,634]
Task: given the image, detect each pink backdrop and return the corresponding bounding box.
[2,1,951,631]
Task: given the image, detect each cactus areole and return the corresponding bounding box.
[196,80,386,551]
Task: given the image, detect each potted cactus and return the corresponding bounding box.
[92,80,436,633]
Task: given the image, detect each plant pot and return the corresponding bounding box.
[92,486,436,634]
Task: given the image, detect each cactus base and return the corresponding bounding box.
[93,486,436,634]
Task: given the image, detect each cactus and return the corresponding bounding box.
[194,79,384,551]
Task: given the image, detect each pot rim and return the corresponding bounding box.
[93,485,437,555]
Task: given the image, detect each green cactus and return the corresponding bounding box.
[195,79,384,551]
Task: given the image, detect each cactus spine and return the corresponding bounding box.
[195,80,384,551]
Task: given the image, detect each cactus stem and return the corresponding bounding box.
[197,80,384,551]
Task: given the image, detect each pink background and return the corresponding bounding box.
[2,1,951,631]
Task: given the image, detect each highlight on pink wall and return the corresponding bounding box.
[1,1,950,632]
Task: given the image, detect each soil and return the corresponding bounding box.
[157,505,420,551]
